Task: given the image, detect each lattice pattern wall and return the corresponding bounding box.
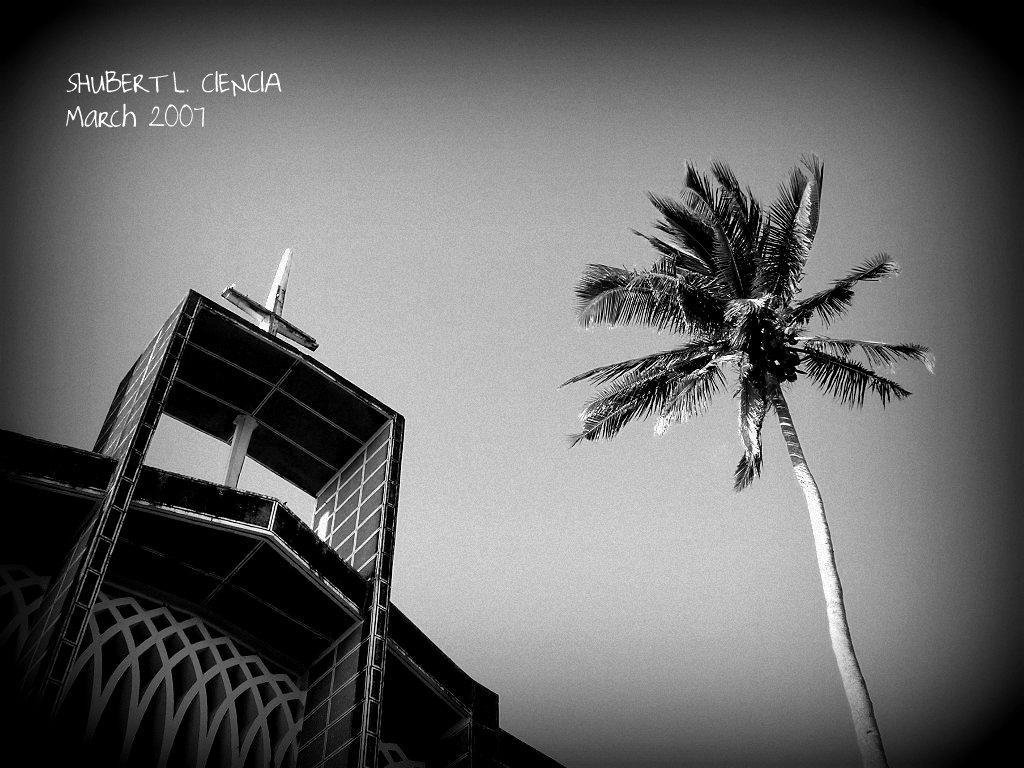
[0,565,48,662]
[312,423,394,579]
[2,566,303,768]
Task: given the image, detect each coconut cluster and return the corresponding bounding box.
[749,319,800,382]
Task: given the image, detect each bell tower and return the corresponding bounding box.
[21,251,405,768]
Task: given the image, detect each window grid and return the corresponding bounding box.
[313,423,393,574]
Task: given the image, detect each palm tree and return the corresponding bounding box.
[563,157,932,768]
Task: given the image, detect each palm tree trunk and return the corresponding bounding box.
[771,390,889,768]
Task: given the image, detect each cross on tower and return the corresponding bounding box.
[219,248,319,488]
[222,248,319,351]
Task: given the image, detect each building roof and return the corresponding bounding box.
[151,292,398,496]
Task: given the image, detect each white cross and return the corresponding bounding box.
[219,249,318,488]
[222,248,319,351]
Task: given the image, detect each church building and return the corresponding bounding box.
[0,252,564,768]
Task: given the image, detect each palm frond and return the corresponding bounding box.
[755,166,808,299]
[656,357,730,433]
[684,163,718,208]
[574,264,723,333]
[788,284,854,326]
[754,156,824,301]
[733,376,771,491]
[681,187,747,300]
[789,254,900,326]
[799,337,935,373]
[645,194,718,275]
[710,161,759,249]
[630,229,714,277]
[682,163,753,298]
[800,154,824,244]
[711,160,763,292]
[561,345,713,388]
[734,454,759,491]
[842,252,900,283]
[570,368,679,445]
[801,347,912,407]
[709,161,742,198]
[716,162,765,243]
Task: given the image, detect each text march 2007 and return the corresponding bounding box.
[66,104,207,128]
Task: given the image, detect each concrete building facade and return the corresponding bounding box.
[0,288,562,768]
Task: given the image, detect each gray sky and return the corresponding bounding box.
[2,3,1020,766]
